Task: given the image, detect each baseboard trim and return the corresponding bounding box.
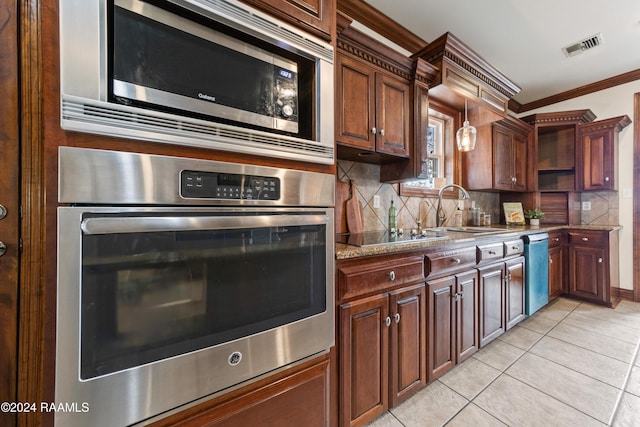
[612,287,635,301]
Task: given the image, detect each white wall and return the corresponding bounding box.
[520,81,640,289]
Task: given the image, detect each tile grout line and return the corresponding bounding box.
[442,300,580,425]
[608,332,640,426]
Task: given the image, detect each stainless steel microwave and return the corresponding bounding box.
[59,0,334,164]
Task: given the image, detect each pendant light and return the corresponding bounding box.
[456,98,477,152]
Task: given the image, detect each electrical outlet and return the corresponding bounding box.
[373,195,381,209]
[582,201,591,211]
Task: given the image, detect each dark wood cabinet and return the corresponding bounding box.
[478,262,505,347]
[477,242,525,348]
[566,229,619,306]
[577,116,631,191]
[493,120,529,191]
[239,0,335,40]
[337,254,426,426]
[340,293,389,427]
[336,54,410,159]
[547,231,566,299]
[425,248,478,381]
[150,355,331,427]
[505,257,525,329]
[462,115,531,191]
[389,284,427,407]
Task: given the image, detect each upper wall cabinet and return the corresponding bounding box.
[335,13,415,163]
[577,116,631,191]
[461,115,532,192]
[239,0,335,40]
[412,32,521,116]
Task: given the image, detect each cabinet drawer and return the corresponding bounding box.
[504,239,524,257]
[548,230,567,247]
[425,247,476,278]
[338,256,424,300]
[477,243,504,262]
[568,230,607,246]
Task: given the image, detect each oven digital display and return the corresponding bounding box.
[181,170,281,200]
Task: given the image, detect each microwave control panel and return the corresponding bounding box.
[181,170,281,201]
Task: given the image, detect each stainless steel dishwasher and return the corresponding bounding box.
[523,233,550,315]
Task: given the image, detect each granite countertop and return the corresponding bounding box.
[335,224,621,260]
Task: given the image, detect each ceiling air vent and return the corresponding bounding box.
[562,33,604,57]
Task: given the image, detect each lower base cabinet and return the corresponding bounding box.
[478,256,525,347]
[426,270,478,381]
[339,283,426,427]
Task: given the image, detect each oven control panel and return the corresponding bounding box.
[181,170,281,200]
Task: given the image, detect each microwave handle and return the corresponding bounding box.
[81,214,329,235]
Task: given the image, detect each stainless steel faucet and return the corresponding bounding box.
[436,184,471,227]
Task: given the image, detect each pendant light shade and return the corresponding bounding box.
[456,99,476,152]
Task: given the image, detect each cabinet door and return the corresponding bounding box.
[505,257,525,330]
[580,129,614,191]
[340,294,389,427]
[336,55,376,151]
[568,245,607,303]
[375,73,410,157]
[493,126,515,190]
[512,131,528,191]
[548,245,564,298]
[478,263,505,347]
[426,276,455,381]
[389,284,426,407]
[456,270,478,363]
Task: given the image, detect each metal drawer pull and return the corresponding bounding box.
[451,258,461,264]
[488,250,496,255]
[554,238,560,242]
[582,237,589,241]
[512,246,519,250]
[385,317,391,327]
[389,270,396,281]
[394,313,400,323]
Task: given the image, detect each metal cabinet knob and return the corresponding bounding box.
[605,177,610,182]
[371,127,377,135]
[549,256,553,264]
[394,313,400,323]
[385,316,391,327]
[389,270,396,281]
[0,241,6,257]
[452,258,461,264]
[379,129,385,136]
[554,238,560,242]
[0,204,6,220]
[598,258,603,263]
[582,237,589,241]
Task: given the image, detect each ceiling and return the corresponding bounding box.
[362,0,640,106]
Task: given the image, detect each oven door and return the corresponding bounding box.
[56,206,334,427]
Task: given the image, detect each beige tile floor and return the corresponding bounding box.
[368,297,640,427]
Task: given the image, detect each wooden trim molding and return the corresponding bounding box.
[336,0,426,54]
[634,93,640,302]
[612,287,635,302]
[18,0,49,426]
[517,68,640,113]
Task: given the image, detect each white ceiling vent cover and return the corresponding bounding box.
[562,33,604,57]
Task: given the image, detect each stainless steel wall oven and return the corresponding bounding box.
[56,147,335,426]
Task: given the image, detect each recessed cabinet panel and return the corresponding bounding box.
[478,264,505,347]
[389,284,426,407]
[337,56,376,150]
[376,73,410,157]
[340,294,389,426]
[427,276,455,380]
[456,270,478,363]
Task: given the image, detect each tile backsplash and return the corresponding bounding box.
[338,160,500,232]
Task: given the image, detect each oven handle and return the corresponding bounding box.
[80,214,330,235]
